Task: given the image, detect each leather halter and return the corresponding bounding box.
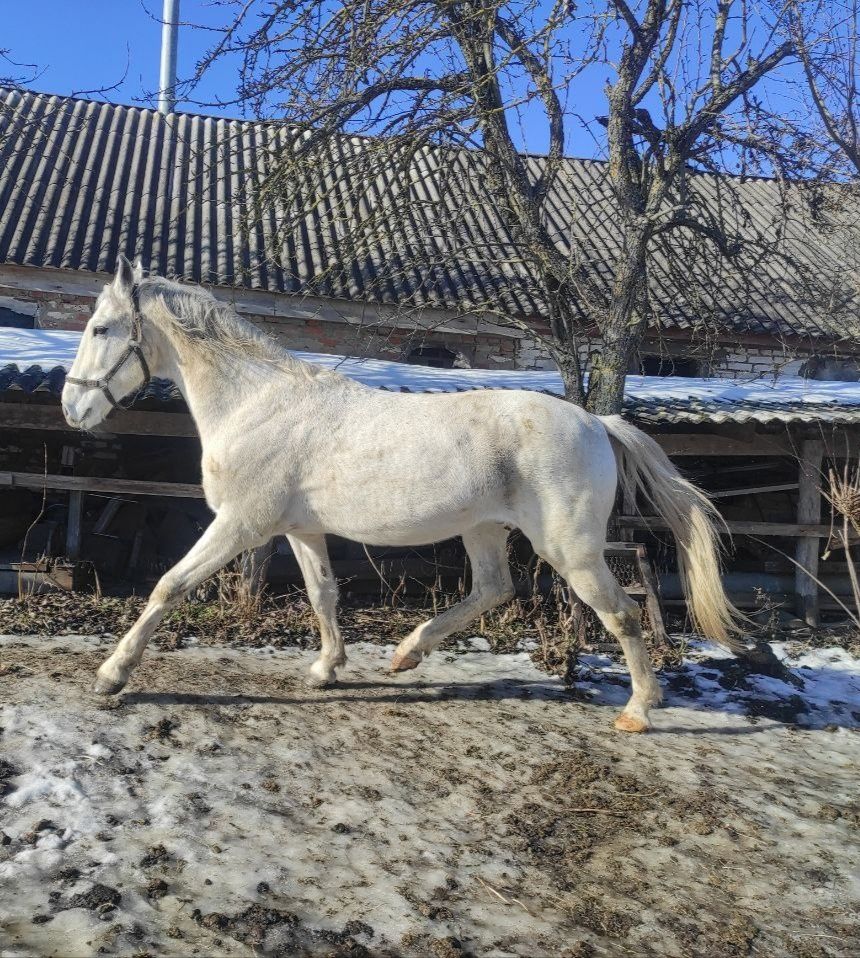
[65,285,151,411]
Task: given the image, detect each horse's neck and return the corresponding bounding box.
[176,354,253,438]
[150,324,309,443]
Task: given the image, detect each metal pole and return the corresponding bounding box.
[158,0,180,115]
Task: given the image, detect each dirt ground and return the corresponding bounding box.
[1,633,859,958]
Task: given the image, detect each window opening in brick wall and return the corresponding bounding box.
[638,355,699,377]
[407,345,459,369]
[0,306,35,329]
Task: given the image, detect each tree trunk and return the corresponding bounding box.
[586,224,649,415]
[586,346,631,415]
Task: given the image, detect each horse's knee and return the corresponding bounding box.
[152,576,183,607]
[614,603,642,638]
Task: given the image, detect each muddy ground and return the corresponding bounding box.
[1,634,859,958]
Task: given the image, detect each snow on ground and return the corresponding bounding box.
[1,634,859,957]
[5,327,860,406]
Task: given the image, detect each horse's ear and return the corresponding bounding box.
[113,255,135,296]
[132,256,145,284]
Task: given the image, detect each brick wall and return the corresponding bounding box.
[710,346,808,380]
[0,281,518,368]
[512,332,828,381]
[0,284,93,330]
[1,278,849,380]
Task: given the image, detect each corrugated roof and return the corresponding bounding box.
[0,87,856,341]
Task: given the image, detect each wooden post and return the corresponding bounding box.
[93,498,123,535]
[66,491,84,561]
[239,539,274,596]
[620,467,636,542]
[634,543,668,646]
[796,440,824,626]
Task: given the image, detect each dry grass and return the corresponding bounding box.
[0,555,697,682]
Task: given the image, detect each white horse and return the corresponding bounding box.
[62,256,744,732]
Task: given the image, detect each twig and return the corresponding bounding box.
[475,876,534,915]
[567,807,628,816]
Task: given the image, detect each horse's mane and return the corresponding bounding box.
[137,276,333,381]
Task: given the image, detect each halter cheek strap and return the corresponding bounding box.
[65,285,151,411]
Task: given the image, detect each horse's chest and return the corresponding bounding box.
[201,451,290,506]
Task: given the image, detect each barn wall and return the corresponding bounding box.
[511,333,860,382]
[712,346,807,380]
[0,268,520,369]
[2,265,857,380]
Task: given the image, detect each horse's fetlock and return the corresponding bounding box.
[645,681,663,706]
[308,658,337,687]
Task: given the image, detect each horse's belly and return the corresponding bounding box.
[306,475,509,545]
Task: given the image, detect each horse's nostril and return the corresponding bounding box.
[63,402,80,425]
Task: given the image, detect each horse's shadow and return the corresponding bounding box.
[122,675,568,709]
[119,657,860,733]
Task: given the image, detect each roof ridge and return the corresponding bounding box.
[0,84,615,166]
[0,84,805,179]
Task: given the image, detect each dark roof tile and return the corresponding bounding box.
[0,87,856,342]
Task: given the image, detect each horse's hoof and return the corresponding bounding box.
[389,651,422,672]
[307,661,337,687]
[614,713,650,734]
[94,675,127,696]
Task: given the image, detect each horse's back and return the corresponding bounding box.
[327,387,618,539]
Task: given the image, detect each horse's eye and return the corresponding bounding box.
[92,327,108,337]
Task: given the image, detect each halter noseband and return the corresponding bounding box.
[65,285,151,411]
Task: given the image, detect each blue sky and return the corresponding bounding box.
[1,1,800,164]
[2,1,241,114]
[2,0,602,154]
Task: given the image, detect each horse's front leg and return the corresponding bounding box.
[286,533,346,686]
[95,514,254,694]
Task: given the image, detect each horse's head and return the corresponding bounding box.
[62,255,150,430]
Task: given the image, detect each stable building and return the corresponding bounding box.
[1,87,859,625]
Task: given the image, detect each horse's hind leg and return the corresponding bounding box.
[95,513,254,694]
[390,523,513,671]
[286,533,346,686]
[560,553,662,732]
[531,513,662,731]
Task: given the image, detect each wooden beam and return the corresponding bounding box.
[710,482,798,499]
[619,516,834,538]
[92,498,124,535]
[66,491,84,560]
[634,543,668,645]
[796,440,824,626]
[0,470,205,499]
[654,434,793,457]
[0,562,74,595]
[0,402,198,437]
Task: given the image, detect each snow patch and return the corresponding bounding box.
[5,327,860,407]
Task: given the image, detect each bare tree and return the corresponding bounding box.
[773,1,860,345]
[789,0,860,177]
[188,0,798,412]
[0,49,37,90]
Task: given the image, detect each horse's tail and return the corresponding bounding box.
[599,414,746,652]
